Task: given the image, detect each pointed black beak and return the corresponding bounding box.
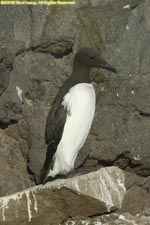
[100,63,117,74]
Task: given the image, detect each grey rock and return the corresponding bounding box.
[0,0,150,188]
[0,129,34,197]
[0,167,126,225]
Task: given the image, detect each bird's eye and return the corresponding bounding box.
[90,55,94,59]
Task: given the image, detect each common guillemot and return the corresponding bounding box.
[40,47,117,184]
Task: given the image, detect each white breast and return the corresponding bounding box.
[48,83,96,177]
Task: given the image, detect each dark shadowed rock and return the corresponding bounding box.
[0,47,14,96]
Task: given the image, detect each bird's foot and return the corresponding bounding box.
[42,174,66,185]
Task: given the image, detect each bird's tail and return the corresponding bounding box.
[39,143,56,184]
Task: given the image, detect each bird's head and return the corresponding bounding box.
[73,47,117,73]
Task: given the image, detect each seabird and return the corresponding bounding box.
[40,47,117,184]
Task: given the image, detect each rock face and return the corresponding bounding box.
[0,129,34,196]
[0,0,150,190]
[0,167,126,225]
[0,1,150,224]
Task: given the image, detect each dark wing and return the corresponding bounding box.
[45,96,67,146]
[45,78,72,145]
[40,78,73,184]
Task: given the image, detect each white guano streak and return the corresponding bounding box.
[32,191,38,213]
[16,86,23,102]
[123,4,130,9]
[26,192,32,222]
[0,190,38,222]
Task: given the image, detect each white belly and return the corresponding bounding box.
[48,83,96,177]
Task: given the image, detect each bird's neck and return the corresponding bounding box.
[71,63,91,84]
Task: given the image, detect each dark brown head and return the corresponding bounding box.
[73,47,117,73]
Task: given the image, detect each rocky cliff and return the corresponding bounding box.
[0,0,150,224]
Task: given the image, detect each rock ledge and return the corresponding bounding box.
[0,166,126,225]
